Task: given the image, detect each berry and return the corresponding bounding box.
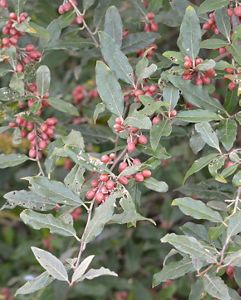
[135,172,144,182]
[29,148,36,158]
[127,142,136,153]
[106,180,115,190]
[86,190,96,200]
[95,192,104,203]
[91,179,99,188]
[234,6,241,17]
[119,161,128,172]
[228,82,236,91]
[101,154,110,164]
[99,174,109,182]
[138,135,148,145]
[118,176,129,185]
[142,169,152,178]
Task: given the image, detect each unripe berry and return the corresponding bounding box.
[142,169,152,178]
[138,135,148,145]
[118,176,129,185]
[86,190,96,200]
[99,174,109,182]
[109,153,116,160]
[135,172,144,182]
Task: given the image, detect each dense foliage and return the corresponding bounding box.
[2,0,241,299]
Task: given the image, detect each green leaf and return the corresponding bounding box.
[0,87,19,102]
[36,65,51,98]
[31,247,68,282]
[81,267,118,280]
[82,192,119,244]
[177,110,221,123]
[196,59,216,71]
[20,209,77,238]
[172,197,223,222]
[83,0,96,10]
[184,153,219,182]
[227,44,241,65]
[64,165,85,194]
[137,63,157,82]
[227,210,241,237]
[224,86,239,113]
[150,119,172,150]
[232,171,241,187]
[96,61,124,116]
[168,76,225,113]
[190,134,205,154]
[0,154,29,168]
[161,233,217,263]
[93,103,105,124]
[203,274,230,300]
[121,32,158,54]
[28,176,84,207]
[143,178,168,193]
[189,279,204,300]
[195,122,220,152]
[198,0,229,14]
[48,97,79,116]
[3,190,56,211]
[111,195,155,226]
[62,130,85,150]
[224,249,241,267]
[200,38,229,49]
[152,257,194,287]
[163,85,180,111]
[71,255,95,283]
[215,8,231,41]
[104,6,123,48]
[99,31,134,85]
[9,73,24,95]
[217,119,237,151]
[125,110,152,130]
[15,272,53,296]
[178,6,201,60]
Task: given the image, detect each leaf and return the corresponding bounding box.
[150,119,172,150]
[168,75,225,112]
[93,103,105,124]
[3,190,55,211]
[111,195,155,226]
[177,110,221,123]
[31,247,69,282]
[99,31,134,85]
[224,87,239,113]
[36,65,51,98]
[96,61,124,116]
[28,176,84,207]
[227,210,241,238]
[184,153,219,182]
[121,32,158,54]
[143,178,168,193]
[233,171,241,187]
[161,233,217,263]
[82,267,118,280]
[20,209,77,238]
[9,73,24,95]
[48,97,79,116]
[15,272,53,295]
[227,44,241,65]
[163,85,180,111]
[125,110,152,130]
[71,255,95,283]
[198,0,229,14]
[200,38,229,49]
[104,6,123,48]
[190,134,205,154]
[62,130,85,150]
[137,63,157,82]
[83,0,96,11]
[0,87,19,102]
[217,119,237,151]
[195,122,220,152]
[224,249,241,267]
[172,197,223,222]
[178,6,201,61]
[0,154,29,168]
[196,59,216,71]
[82,193,118,244]
[64,165,85,194]
[215,8,231,42]
[152,257,194,287]
[189,279,204,300]
[203,274,230,300]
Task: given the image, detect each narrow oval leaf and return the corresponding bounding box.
[177,110,221,123]
[96,61,124,116]
[195,122,220,152]
[203,274,230,300]
[217,119,237,151]
[36,65,51,98]
[72,255,95,283]
[227,210,241,238]
[198,0,229,14]
[48,97,79,116]
[0,154,29,168]
[163,85,180,111]
[150,119,172,150]
[143,178,168,193]
[121,32,158,54]
[31,247,68,282]
[104,6,123,48]
[82,267,118,280]
[172,197,223,222]
[215,8,231,42]
[99,31,134,85]
[224,249,241,267]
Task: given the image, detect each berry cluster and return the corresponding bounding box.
[72,85,98,104]
[144,12,158,32]
[118,158,152,184]
[58,0,76,15]
[86,174,117,204]
[228,6,241,18]
[202,12,219,34]
[224,67,238,91]
[152,110,177,125]
[182,56,215,85]
[114,117,148,153]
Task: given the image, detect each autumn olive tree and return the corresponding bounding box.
[1,0,241,299]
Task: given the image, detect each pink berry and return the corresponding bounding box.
[106,180,115,190]
[135,172,144,182]
[234,6,241,17]
[118,161,128,172]
[95,192,104,203]
[101,154,110,164]
[142,169,152,178]
[99,174,109,182]
[86,190,96,200]
[91,179,99,188]
[138,135,148,145]
[118,176,129,185]
[127,142,136,153]
[29,148,36,158]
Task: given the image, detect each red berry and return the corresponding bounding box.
[228,82,236,91]
[147,12,155,20]
[152,116,160,125]
[138,135,148,145]
[86,190,96,200]
[118,176,129,185]
[95,192,104,203]
[101,154,110,164]
[119,161,128,172]
[39,140,48,150]
[127,142,136,153]
[202,76,211,85]
[133,158,141,165]
[142,169,152,178]
[91,179,99,188]
[135,172,144,182]
[226,265,234,278]
[227,8,233,17]
[99,174,109,182]
[106,180,115,190]
[29,148,36,158]
[150,21,158,32]
[15,63,24,73]
[183,60,192,69]
[234,6,241,17]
